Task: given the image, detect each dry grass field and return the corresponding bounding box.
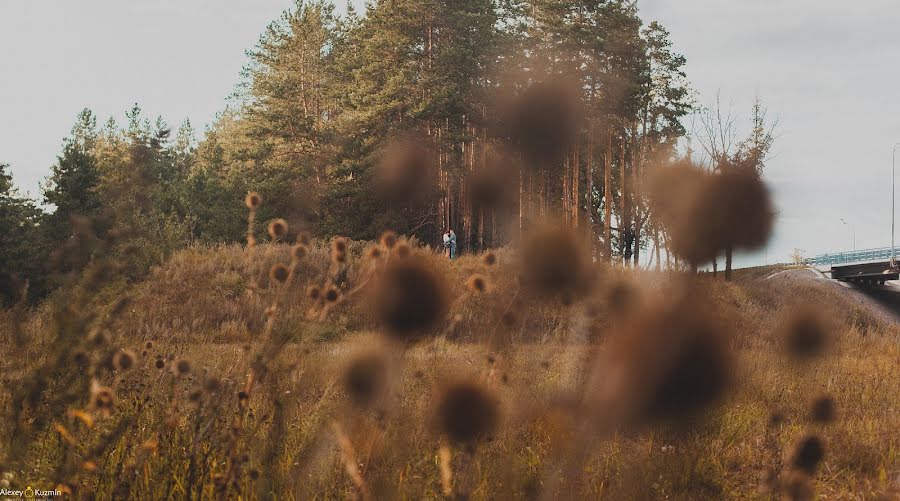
[1,234,899,500]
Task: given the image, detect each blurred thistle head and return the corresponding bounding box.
[296,231,312,246]
[291,244,308,261]
[434,380,499,444]
[482,252,497,266]
[599,291,733,425]
[270,263,290,284]
[87,327,111,347]
[365,245,383,260]
[89,380,115,417]
[648,160,774,265]
[375,138,435,204]
[112,350,136,371]
[204,377,222,394]
[342,349,390,408]
[324,286,340,303]
[380,230,398,249]
[245,192,262,211]
[809,394,836,424]
[173,358,192,376]
[466,274,488,293]
[779,308,831,360]
[519,224,591,300]
[371,256,448,341]
[332,237,349,254]
[155,358,165,369]
[506,79,580,168]
[394,242,412,258]
[468,150,518,209]
[145,341,153,349]
[267,219,288,241]
[307,285,322,301]
[790,434,825,475]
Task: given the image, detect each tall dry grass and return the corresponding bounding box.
[0,209,898,500]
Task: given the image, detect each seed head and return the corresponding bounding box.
[324,286,340,303]
[205,378,222,393]
[267,219,288,241]
[145,341,153,349]
[380,231,398,249]
[395,243,412,258]
[291,244,308,261]
[365,245,383,260]
[155,358,165,369]
[89,380,115,417]
[296,231,312,246]
[112,350,136,371]
[307,285,322,301]
[374,139,434,204]
[174,358,192,376]
[245,192,262,210]
[809,395,836,424]
[371,257,448,341]
[482,252,497,266]
[790,435,825,475]
[506,80,580,168]
[435,381,499,444]
[270,263,290,284]
[519,225,590,299]
[343,350,389,408]
[466,274,488,293]
[602,293,733,424]
[780,309,831,360]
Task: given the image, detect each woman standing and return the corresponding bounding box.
[442,229,457,259]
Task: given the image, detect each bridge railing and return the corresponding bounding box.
[806,247,896,266]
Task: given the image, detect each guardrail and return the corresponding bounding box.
[806,247,897,266]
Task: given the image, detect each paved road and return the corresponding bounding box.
[768,268,900,324]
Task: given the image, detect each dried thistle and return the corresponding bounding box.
[380,231,398,249]
[270,263,290,284]
[324,286,340,303]
[434,380,499,444]
[267,219,288,241]
[780,309,831,360]
[790,435,825,475]
[291,244,308,261]
[245,192,262,210]
[466,274,488,293]
[112,350,136,371]
[173,358,192,376]
[519,224,591,299]
[809,395,836,424]
[342,350,389,408]
[371,257,448,341]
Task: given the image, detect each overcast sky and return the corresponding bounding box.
[2,0,899,266]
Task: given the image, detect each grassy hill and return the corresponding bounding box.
[1,240,898,499]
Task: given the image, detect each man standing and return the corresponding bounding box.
[443,228,457,259]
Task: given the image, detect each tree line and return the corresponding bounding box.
[0,0,775,304]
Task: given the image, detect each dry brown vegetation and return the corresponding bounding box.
[1,225,898,500]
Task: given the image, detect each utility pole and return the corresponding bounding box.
[840,218,856,251]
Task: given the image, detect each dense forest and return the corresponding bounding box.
[0,0,775,304]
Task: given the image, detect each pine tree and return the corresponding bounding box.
[1,164,47,303]
[43,108,102,238]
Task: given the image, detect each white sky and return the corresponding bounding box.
[1,0,899,267]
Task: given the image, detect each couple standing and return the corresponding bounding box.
[442,229,457,259]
